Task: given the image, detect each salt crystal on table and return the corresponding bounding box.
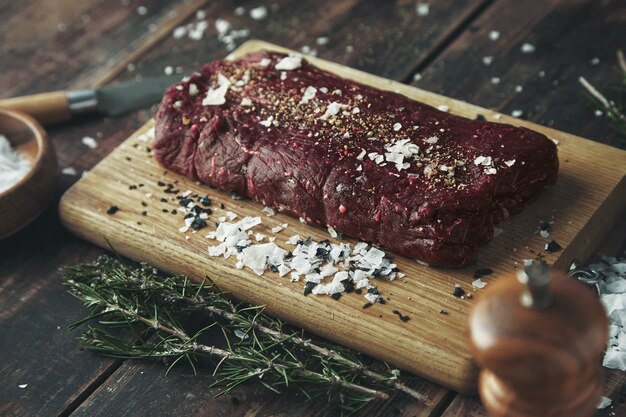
[249,6,268,20]
[488,30,500,41]
[472,278,487,289]
[81,136,98,149]
[596,396,612,409]
[416,3,429,16]
[613,262,626,274]
[603,350,626,371]
[62,167,77,176]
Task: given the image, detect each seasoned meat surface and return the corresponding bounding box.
[154,52,558,266]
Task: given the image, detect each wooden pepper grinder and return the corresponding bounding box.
[469,261,608,417]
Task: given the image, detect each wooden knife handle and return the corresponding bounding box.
[0,91,71,125]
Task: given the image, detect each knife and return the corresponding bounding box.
[0,75,182,126]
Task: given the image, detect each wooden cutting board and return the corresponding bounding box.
[59,40,626,394]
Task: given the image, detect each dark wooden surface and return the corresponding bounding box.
[0,1,624,416]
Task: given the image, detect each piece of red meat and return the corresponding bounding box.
[154,52,558,267]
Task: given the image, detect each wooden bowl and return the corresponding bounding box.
[0,109,58,239]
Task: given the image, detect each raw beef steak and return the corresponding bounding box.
[154,52,558,266]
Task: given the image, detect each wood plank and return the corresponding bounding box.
[413,0,626,147]
[69,358,446,417]
[51,2,504,414]
[116,0,489,81]
[0,0,200,95]
[420,0,626,414]
[0,1,206,416]
[58,40,626,395]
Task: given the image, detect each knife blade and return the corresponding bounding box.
[0,74,183,126]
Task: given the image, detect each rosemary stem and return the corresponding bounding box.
[579,76,626,122]
[200,303,429,403]
[102,298,389,401]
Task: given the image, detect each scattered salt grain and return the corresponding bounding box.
[413,73,422,82]
[472,278,487,289]
[596,396,612,409]
[81,136,98,149]
[590,57,600,66]
[18,384,27,389]
[515,85,523,93]
[490,77,501,85]
[481,56,494,66]
[62,167,77,176]
[520,43,535,54]
[271,225,285,233]
[0,135,31,193]
[416,3,430,16]
[215,19,231,36]
[299,86,317,105]
[300,45,317,57]
[262,207,276,216]
[595,110,603,117]
[249,6,268,20]
[260,116,274,127]
[488,30,500,41]
[234,6,245,16]
[172,26,187,39]
[275,55,302,71]
[345,45,354,53]
[511,109,524,118]
[202,73,231,106]
[393,122,402,131]
[234,329,249,340]
[327,226,338,238]
[136,6,147,16]
[437,104,449,112]
[316,37,329,46]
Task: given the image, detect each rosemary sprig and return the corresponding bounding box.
[579,50,626,141]
[63,256,427,414]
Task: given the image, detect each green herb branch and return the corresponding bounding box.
[63,256,428,414]
[579,50,626,140]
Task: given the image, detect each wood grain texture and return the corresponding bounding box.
[0,1,204,416]
[118,0,489,81]
[59,40,626,394]
[69,358,447,417]
[414,0,626,148]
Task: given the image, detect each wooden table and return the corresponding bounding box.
[1,1,625,416]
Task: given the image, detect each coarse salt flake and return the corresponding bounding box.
[416,3,429,16]
[275,55,302,71]
[482,56,494,66]
[489,30,500,41]
[472,278,487,289]
[62,167,77,176]
[249,6,268,20]
[81,136,97,149]
[202,73,231,106]
[299,86,317,105]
